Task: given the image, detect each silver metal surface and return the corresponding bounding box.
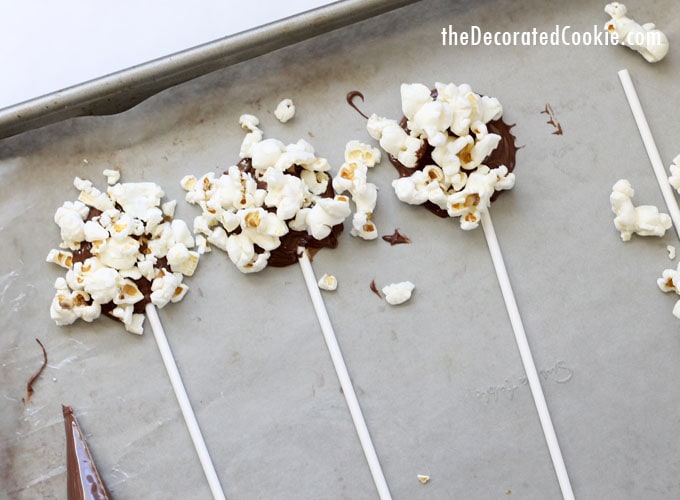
[0,0,419,140]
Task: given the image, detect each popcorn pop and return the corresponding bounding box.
[609,179,671,241]
[183,115,351,273]
[359,82,517,230]
[47,172,199,334]
[604,2,669,63]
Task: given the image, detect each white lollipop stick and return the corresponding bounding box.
[297,248,392,500]
[480,211,575,500]
[145,303,227,500]
[618,68,680,239]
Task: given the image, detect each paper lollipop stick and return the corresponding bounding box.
[146,304,226,500]
[481,211,574,500]
[298,248,392,500]
[618,68,680,239]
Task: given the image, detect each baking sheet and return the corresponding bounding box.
[2,0,680,498]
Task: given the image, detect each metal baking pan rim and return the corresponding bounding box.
[0,0,419,141]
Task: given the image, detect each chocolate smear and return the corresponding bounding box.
[370,280,383,299]
[62,405,112,500]
[541,103,563,135]
[22,338,47,404]
[382,229,411,245]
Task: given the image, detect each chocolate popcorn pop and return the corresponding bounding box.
[47,172,198,334]
[183,114,392,499]
[364,82,517,229]
[47,172,226,499]
[353,82,574,499]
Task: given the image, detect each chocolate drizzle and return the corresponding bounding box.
[346,91,369,120]
[22,338,47,404]
[62,405,112,500]
[369,279,383,299]
[541,103,563,135]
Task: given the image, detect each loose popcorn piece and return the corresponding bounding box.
[657,262,680,319]
[317,274,338,291]
[610,179,671,241]
[333,140,382,240]
[47,172,199,334]
[382,281,415,305]
[604,2,669,63]
[103,168,121,185]
[274,98,296,123]
[417,474,430,484]
[183,116,351,273]
[668,154,680,193]
[364,82,517,231]
[668,245,676,260]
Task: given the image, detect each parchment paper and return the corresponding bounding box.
[2,0,679,498]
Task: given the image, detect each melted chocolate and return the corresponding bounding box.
[346,91,369,120]
[22,338,47,404]
[268,226,343,267]
[382,229,411,246]
[62,405,112,500]
[541,103,563,135]
[369,279,383,299]
[72,242,94,265]
[230,157,344,268]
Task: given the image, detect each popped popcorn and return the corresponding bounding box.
[417,474,431,484]
[274,98,296,123]
[668,154,680,193]
[332,140,381,239]
[317,274,338,291]
[604,2,669,63]
[382,281,415,305]
[610,179,671,241]
[366,82,516,230]
[657,263,680,319]
[47,172,199,334]
[183,115,351,273]
[668,245,676,260]
[103,168,121,185]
